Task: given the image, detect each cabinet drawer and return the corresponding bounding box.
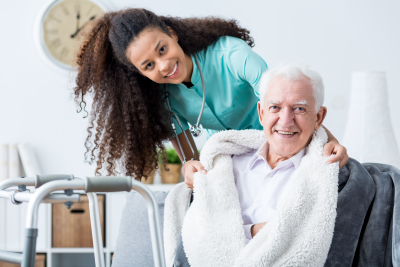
[0,254,45,267]
[52,195,105,248]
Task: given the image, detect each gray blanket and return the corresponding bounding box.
[326,159,399,266]
[111,158,399,267]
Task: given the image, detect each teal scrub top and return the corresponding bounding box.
[165,36,268,138]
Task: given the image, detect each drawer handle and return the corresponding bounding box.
[70,209,85,214]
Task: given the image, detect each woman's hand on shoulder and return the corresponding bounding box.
[183,160,207,189]
[323,141,349,169]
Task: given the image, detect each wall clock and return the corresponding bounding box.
[39,0,107,69]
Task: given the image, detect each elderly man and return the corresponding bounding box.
[235,63,327,242]
[164,63,339,267]
[112,63,399,267]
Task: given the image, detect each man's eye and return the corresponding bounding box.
[295,107,305,112]
[146,62,154,69]
[160,46,166,54]
[269,106,279,112]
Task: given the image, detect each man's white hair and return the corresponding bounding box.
[259,62,324,111]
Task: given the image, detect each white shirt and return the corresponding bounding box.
[233,141,305,243]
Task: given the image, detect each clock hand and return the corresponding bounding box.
[70,15,96,38]
[75,3,81,31]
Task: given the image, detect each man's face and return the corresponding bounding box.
[257,76,327,159]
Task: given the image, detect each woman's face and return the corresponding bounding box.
[126,27,193,84]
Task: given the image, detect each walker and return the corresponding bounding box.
[0,175,165,267]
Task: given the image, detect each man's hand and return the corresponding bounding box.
[251,222,267,238]
[323,141,349,169]
[183,160,207,189]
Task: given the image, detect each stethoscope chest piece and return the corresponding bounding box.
[190,124,203,137]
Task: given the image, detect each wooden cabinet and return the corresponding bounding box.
[0,254,46,267]
[52,195,105,247]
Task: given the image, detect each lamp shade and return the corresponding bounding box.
[342,72,400,168]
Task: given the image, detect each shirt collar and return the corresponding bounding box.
[189,53,201,87]
[248,142,305,170]
[248,141,268,170]
[290,148,306,169]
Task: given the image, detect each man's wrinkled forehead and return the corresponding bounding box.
[264,77,315,107]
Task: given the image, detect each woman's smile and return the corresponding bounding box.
[164,61,179,79]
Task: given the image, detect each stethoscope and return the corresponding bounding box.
[165,54,205,164]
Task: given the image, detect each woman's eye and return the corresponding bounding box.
[160,46,166,54]
[146,62,154,69]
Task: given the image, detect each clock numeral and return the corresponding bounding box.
[51,38,61,49]
[48,15,61,23]
[46,29,58,34]
[60,47,69,59]
[61,4,69,16]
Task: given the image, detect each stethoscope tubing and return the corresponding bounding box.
[194,54,206,127]
[165,54,205,163]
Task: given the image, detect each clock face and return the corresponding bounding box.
[42,0,105,67]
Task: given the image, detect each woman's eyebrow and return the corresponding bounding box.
[155,40,163,52]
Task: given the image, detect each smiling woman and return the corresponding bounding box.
[73,8,348,184]
[126,28,193,84]
[73,8,258,180]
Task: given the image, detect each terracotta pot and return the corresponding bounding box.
[140,169,155,184]
[160,163,182,184]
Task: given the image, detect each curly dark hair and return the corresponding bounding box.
[74,8,254,180]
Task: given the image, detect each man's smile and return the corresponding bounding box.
[275,130,298,138]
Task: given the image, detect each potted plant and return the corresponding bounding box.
[160,147,182,184]
[140,168,156,184]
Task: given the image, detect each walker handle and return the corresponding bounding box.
[84,176,132,192]
[35,174,74,188]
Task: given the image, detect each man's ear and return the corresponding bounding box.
[167,26,178,41]
[257,101,264,124]
[315,106,327,130]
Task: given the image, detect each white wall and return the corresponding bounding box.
[1,0,399,177]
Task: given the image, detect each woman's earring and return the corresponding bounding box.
[77,95,89,118]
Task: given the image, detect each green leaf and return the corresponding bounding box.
[165,147,181,164]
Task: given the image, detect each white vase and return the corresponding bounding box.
[342,72,400,168]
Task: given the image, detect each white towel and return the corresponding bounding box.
[164,128,339,267]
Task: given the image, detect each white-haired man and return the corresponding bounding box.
[235,63,328,241]
[118,63,398,267]
[164,63,340,267]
